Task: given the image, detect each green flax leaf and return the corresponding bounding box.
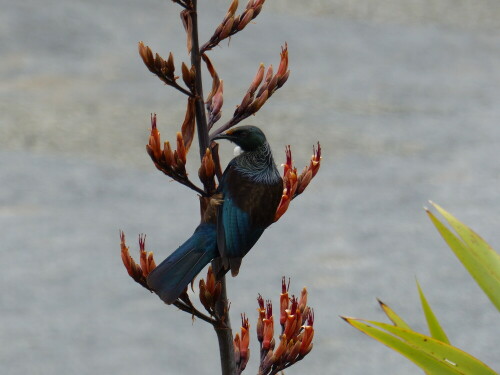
[342,317,464,375]
[431,202,500,283]
[377,298,412,330]
[416,280,450,344]
[366,320,498,375]
[426,206,500,311]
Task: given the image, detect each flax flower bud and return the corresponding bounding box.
[181,62,192,88]
[267,75,279,94]
[176,132,187,165]
[277,69,290,88]
[296,169,313,195]
[249,63,265,94]
[298,287,308,313]
[261,350,274,372]
[311,142,322,177]
[233,333,241,364]
[139,234,149,277]
[262,301,274,350]
[283,313,298,340]
[226,0,239,19]
[181,97,195,152]
[211,80,224,116]
[148,114,162,161]
[198,148,215,185]
[236,92,253,117]
[198,266,221,313]
[286,167,298,198]
[256,294,266,342]
[255,89,268,111]
[262,317,274,350]
[163,141,174,168]
[277,43,288,77]
[219,17,234,39]
[264,65,274,84]
[299,310,314,356]
[280,277,290,326]
[166,52,175,74]
[272,334,287,362]
[206,265,216,294]
[238,8,254,30]
[199,279,210,310]
[286,340,301,362]
[239,314,250,370]
[120,231,141,280]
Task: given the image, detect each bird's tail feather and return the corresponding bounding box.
[146,224,217,304]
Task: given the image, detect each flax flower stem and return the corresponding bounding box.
[188,1,236,374]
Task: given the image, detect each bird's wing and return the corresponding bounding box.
[217,164,265,276]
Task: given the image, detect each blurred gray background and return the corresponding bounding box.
[1,0,499,374]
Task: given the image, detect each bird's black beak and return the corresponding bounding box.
[211,131,235,142]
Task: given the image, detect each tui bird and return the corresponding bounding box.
[146,125,284,304]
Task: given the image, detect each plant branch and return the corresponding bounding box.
[138,42,194,97]
[187,2,236,374]
[188,2,210,164]
[214,275,236,375]
[173,174,208,196]
[173,299,217,325]
[209,44,290,139]
[173,82,194,97]
[200,0,266,54]
[172,0,189,9]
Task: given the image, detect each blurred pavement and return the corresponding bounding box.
[1,1,499,374]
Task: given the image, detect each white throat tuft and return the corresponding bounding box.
[233,146,243,156]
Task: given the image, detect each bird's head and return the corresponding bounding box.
[211,125,267,152]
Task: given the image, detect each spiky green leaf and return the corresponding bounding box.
[344,317,498,375]
[426,206,500,311]
[377,299,412,330]
[343,317,463,374]
[368,320,498,375]
[416,280,450,344]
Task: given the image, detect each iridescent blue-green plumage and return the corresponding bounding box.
[147,126,283,304]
